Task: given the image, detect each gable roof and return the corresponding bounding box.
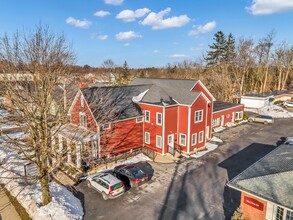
[227,144,293,210]
[130,78,201,105]
[80,85,151,122]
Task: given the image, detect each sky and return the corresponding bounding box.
[1,0,293,68]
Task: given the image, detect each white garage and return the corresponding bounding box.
[241,94,274,109]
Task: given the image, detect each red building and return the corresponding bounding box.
[58,78,244,168]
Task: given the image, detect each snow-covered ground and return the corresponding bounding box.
[190,143,218,159]
[257,105,293,118]
[0,129,84,220]
[210,136,223,143]
[0,109,9,118]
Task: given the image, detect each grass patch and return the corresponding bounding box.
[1,184,32,220]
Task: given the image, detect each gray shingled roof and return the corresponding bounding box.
[227,144,293,210]
[81,85,151,122]
[213,101,242,112]
[130,78,201,105]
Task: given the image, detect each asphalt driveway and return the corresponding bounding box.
[77,118,293,220]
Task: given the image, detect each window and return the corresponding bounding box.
[276,207,293,220]
[198,131,204,143]
[156,135,162,148]
[156,113,162,125]
[212,118,220,127]
[145,132,150,144]
[145,111,150,122]
[80,112,87,128]
[81,97,84,108]
[235,111,243,120]
[192,133,197,146]
[103,124,111,130]
[180,134,186,146]
[136,117,143,123]
[194,110,203,123]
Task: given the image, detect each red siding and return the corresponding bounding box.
[192,82,213,103]
[190,95,208,151]
[164,106,178,154]
[241,192,267,220]
[139,104,163,154]
[100,118,143,156]
[212,105,244,128]
[177,106,189,152]
[70,92,98,132]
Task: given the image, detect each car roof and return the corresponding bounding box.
[94,173,121,185]
[258,115,273,118]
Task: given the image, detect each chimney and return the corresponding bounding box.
[79,82,88,89]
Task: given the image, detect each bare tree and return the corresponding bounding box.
[0,25,76,205]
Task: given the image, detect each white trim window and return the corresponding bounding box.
[235,111,243,120]
[275,206,293,220]
[156,113,162,125]
[136,116,143,123]
[81,97,84,108]
[156,135,162,148]
[194,110,203,123]
[145,132,150,144]
[145,111,150,123]
[79,112,87,128]
[198,131,204,143]
[180,134,186,146]
[212,118,220,127]
[102,123,111,130]
[192,133,197,146]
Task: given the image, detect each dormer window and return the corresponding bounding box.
[80,112,87,128]
[81,97,84,108]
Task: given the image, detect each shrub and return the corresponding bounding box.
[232,207,245,220]
[274,100,284,105]
[243,112,249,120]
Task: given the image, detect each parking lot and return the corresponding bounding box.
[77,118,293,220]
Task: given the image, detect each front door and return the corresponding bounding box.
[168,134,174,155]
[232,112,235,122]
[206,126,209,140]
[221,115,225,126]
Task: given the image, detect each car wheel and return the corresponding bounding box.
[87,181,92,188]
[102,192,109,200]
[264,121,268,125]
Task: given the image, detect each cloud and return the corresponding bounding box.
[94,10,111,17]
[153,50,159,53]
[116,8,150,22]
[115,31,142,40]
[104,0,123,6]
[66,17,91,28]
[170,54,189,58]
[98,35,108,40]
[124,43,130,46]
[188,21,216,36]
[140,8,190,30]
[246,0,293,15]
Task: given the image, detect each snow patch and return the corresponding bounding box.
[213,126,226,133]
[210,136,223,143]
[257,105,293,118]
[132,89,149,103]
[0,109,9,118]
[190,143,218,159]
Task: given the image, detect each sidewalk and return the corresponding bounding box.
[0,187,21,220]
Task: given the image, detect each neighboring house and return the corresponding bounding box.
[58,78,244,168]
[241,93,274,109]
[227,144,293,220]
[212,101,244,128]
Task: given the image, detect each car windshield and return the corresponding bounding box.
[112,182,123,190]
[259,115,272,119]
[128,167,145,178]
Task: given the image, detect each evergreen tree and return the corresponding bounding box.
[225,33,236,64]
[205,31,227,66]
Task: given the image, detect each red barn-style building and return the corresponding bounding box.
[58,78,244,168]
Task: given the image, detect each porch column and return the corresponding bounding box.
[67,139,71,163]
[91,140,97,158]
[76,143,81,168]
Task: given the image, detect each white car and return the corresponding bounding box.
[284,137,293,145]
[87,173,125,200]
[284,101,293,108]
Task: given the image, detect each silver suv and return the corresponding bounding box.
[248,115,274,125]
[87,173,125,200]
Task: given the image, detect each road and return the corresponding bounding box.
[77,118,293,220]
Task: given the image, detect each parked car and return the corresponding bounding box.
[284,137,293,145]
[284,101,293,108]
[113,164,149,188]
[87,173,125,200]
[248,115,274,125]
